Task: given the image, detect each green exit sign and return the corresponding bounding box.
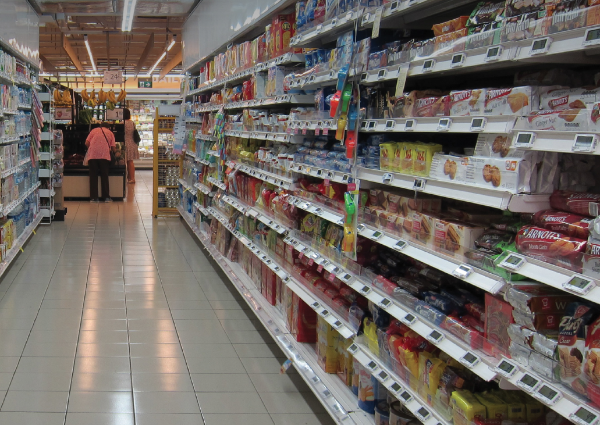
[138,78,152,88]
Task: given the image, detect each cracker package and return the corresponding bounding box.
[451,390,487,425]
[449,89,486,116]
[474,392,508,420]
[557,302,598,390]
[467,1,506,26]
[413,143,443,177]
[466,157,534,193]
[527,108,589,131]
[540,87,600,110]
[484,86,537,116]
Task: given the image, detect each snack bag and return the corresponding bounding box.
[515,226,587,271]
[533,209,592,239]
[557,302,598,391]
[550,190,600,217]
[474,392,508,420]
[584,316,600,385]
[451,390,487,425]
[413,143,442,177]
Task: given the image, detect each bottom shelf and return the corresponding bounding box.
[0,214,42,280]
[178,206,372,425]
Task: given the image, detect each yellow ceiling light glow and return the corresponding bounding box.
[84,35,97,73]
[146,52,167,77]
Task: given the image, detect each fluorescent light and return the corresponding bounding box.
[121,0,138,32]
[84,35,97,73]
[167,35,177,51]
[146,51,167,77]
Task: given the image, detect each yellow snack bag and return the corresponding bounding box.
[363,318,379,357]
[524,395,545,423]
[451,390,486,425]
[379,143,395,171]
[392,142,404,172]
[474,392,508,421]
[400,143,415,175]
[414,143,443,177]
[492,390,526,421]
[418,353,446,405]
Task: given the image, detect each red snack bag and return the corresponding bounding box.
[465,303,485,322]
[534,209,593,239]
[516,226,586,272]
[462,315,485,333]
[484,293,513,358]
[442,316,484,349]
[372,275,398,295]
[550,190,600,217]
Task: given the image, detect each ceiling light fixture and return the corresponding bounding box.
[146,52,167,77]
[84,35,97,73]
[121,0,138,32]
[167,34,177,51]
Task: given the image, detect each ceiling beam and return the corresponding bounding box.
[159,50,182,80]
[62,35,86,77]
[39,54,57,73]
[134,33,154,77]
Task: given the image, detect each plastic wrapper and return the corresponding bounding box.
[533,209,592,239]
[512,309,561,332]
[392,288,419,311]
[504,284,576,314]
[432,16,469,36]
[532,332,558,358]
[467,1,506,26]
[540,87,600,110]
[550,190,600,217]
[414,301,446,326]
[515,226,587,272]
[507,323,536,346]
[531,350,556,380]
[442,316,484,349]
[509,340,531,366]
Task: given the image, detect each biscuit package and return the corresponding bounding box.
[550,190,600,216]
[540,87,600,110]
[483,86,537,116]
[533,209,592,239]
[515,226,586,271]
[583,317,600,387]
[557,303,598,392]
[465,157,534,193]
[449,89,486,116]
[432,16,469,36]
[467,1,506,26]
[526,108,590,131]
[474,133,522,158]
[430,154,468,183]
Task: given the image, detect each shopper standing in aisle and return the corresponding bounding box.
[86,123,116,202]
[123,108,139,183]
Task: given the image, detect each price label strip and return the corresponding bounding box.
[563,274,596,295]
[573,134,598,153]
[513,132,536,149]
[500,253,526,271]
[572,406,600,425]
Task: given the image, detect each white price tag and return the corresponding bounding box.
[427,330,444,344]
[401,313,417,326]
[500,253,526,271]
[485,45,503,61]
[404,119,416,131]
[573,134,598,152]
[377,370,390,382]
[393,240,408,251]
[563,274,596,295]
[389,1,399,12]
[360,286,372,295]
[415,407,431,422]
[422,59,435,72]
[385,120,396,130]
[535,383,562,405]
[398,391,413,404]
[347,344,359,354]
[470,117,487,132]
[451,53,465,67]
[459,352,480,368]
[437,118,452,131]
[382,173,394,185]
[452,265,473,279]
[367,121,377,131]
[389,381,402,394]
[583,28,600,47]
[495,358,518,378]
[517,373,542,392]
[371,230,383,240]
[513,132,536,148]
[377,69,387,80]
[366,360,379,372]
[530,37,552,55]
[413,178,426,192]
[378,298,392,309]
[572,407,600,425]
[330,18,337,27]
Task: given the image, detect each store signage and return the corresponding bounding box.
[106,108,124,120]
[103,70,123,85]
[54,108,72,120]
[138,78,153,88]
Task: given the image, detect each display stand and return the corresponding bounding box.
[152,106,181,217]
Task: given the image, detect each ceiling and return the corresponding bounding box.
[33,0,198,78]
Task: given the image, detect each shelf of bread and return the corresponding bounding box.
[177,206,365,424]
[356,223,506,295]
[357,166,550,213]
[359,116,516,134]
[289,195,346,226]
[352,343,452,425]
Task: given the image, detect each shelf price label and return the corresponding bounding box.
[485,45,503,61]
[459,352,480,368]
[360,285,372,295]
[371,230,383,240]
[452,264,473,279]
[382,173,394,184]
[427,330,444,345]
[368,121,377,131]
[517,373,542,392]
[451,53,465,68]
[399,391,413,404]
[583,28,600,47]
[422,59,435,73]
[572,407,600,425]
[413,178,426,192]
[530,37,552,55]
[573,134,598,153]
[415,407,431,422]
[393,240,408,251]
[513,132,536,149]
[378,298,392,309]
[534,383,562,405]
[470,117,487,132]
[377,370,390,382]
[404,119,416,131]
[437,118,452,131]
[366,360,379,372]
[389,382,402,394]
[401,313,417,326]
[500,253,526,271]
[347,344,359,354]
[563,274,596,295]
[495,358,519,378]
[385,120,396,130]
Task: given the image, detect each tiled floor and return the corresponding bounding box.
[0,170,335,425]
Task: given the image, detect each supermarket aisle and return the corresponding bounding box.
[0,170,334,425]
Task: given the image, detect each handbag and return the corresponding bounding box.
[133,126,141,145]
[101,127,117,165]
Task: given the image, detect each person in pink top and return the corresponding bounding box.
[85,123,116,202]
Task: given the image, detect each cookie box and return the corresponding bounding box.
[449,89,486,116]
[465,156,534,193]
[474,133,523,158]
[429,153,469,183]
[540,87,600,110]
[484,86,538,116]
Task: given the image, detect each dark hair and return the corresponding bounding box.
[123,108,131,120]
